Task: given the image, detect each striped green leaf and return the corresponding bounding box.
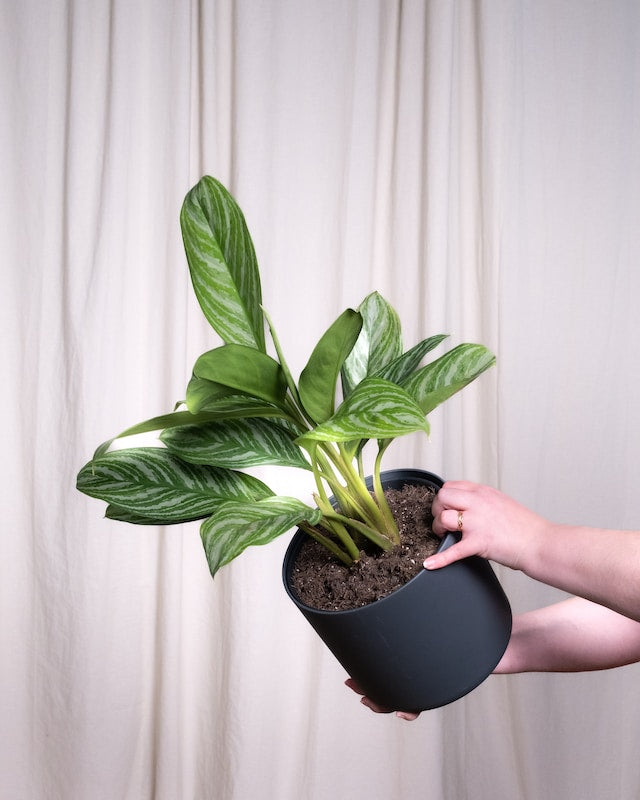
[298,308,362,423]
[332,335,446,460]
[374,334,449,385]
[109,407,264,438]
[161,418,311,470]
[341,292,403,396]
[402,343,496,415]
[181,176,265,350]
[105,505,208,525]
[201,497,322,577]
[91,399,292,460]
[185,394,290,421]
[193,344,287,406]
[77,448,273,522]
[297,377,430,443]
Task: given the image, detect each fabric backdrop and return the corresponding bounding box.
[3,1,640,798]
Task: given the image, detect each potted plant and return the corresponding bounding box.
[77,176,511,712]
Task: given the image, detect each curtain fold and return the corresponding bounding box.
[4,1,640,798]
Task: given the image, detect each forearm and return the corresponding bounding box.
[496,597,640,673]
[520,524,640,622]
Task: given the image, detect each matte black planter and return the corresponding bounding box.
[282,469,512,712]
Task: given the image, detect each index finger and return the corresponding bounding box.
[433,481,477,511]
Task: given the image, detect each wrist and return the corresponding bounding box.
[514,516,557,578]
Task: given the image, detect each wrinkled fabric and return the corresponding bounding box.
[3,1,640,798]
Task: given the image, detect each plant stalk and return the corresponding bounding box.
[298,521,355,565]
[371,441,400,543]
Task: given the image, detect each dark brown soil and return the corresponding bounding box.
[289,483,441,611]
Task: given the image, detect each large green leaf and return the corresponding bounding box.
[161,418,311,470]
[185,375,239,412]
[297,377,430,443]
[181,176,265,350]
[341,292,403,396]
[298,308,362,423]
[402,343,496,415]
[77,448,273,522]
[200,497,322,577]
[193,344,287,406]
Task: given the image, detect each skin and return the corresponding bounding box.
[348,481,640,720]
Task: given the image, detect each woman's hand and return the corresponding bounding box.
[344,679,420,721]
[425,481,550,572]
[428,480,640,623]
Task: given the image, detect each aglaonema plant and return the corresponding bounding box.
[77,176,495,579]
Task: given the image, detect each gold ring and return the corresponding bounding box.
[457,511,464,531]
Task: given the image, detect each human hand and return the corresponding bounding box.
[425,481,550,572]
[344,679,420,721]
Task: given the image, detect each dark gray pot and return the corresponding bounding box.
[282,469,512,712]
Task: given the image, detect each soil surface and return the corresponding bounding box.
[289,483,441,611]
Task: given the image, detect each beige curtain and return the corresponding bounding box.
[4,1,640,797]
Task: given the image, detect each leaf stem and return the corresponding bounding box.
[263,306,317,429]
[321,511,396,552]
[333,444,393,534]
[372,441,399,543]
[298,522,355,566]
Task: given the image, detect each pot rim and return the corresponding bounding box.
[282,468,459,616]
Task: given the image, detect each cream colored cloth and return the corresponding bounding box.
[3,1,640,798]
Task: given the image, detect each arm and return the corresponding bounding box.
[427,481,640,623]
[496,597,640,673]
